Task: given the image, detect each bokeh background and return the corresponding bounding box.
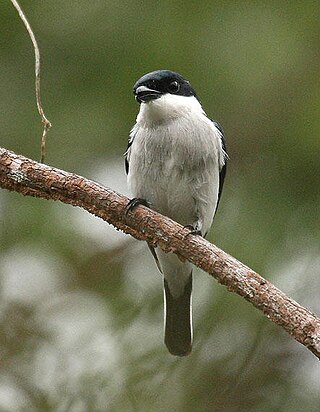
[0,1,319,411]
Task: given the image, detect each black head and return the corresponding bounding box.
[133,70,198,103]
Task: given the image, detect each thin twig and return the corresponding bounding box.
[10,0,51,163]
[0,147,319,359]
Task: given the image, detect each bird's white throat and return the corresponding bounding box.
[136,94,205,126]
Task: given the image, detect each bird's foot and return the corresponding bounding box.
[184,225,202,237]
[125,197,150,216]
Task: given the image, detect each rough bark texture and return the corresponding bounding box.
[0,147,319,359]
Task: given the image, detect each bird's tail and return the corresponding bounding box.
[164,274,192,356]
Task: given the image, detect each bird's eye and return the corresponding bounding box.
[168,80,180,93]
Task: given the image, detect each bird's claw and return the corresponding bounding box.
[184,225,202,237]
[125,197,150,216]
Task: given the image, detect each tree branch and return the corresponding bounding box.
[0,147,319,359]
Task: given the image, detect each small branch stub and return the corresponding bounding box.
[10,0,52,163]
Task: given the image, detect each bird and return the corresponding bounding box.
[125,70,227,356]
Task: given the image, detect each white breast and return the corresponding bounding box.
[127,94,225,235]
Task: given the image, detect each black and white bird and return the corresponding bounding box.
[125,70,227,356]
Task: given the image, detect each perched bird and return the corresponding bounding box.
[125,70,227,356]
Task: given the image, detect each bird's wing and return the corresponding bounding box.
[212,120,228,209]
[125,126,163,275]
[124,126,136,174]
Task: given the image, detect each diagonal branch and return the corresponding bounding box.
[0,146,319,359]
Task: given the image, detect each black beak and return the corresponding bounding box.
[134,86,162,103]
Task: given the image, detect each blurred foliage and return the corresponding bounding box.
[0,1,319,411]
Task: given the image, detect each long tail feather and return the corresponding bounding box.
[164,274,192,356]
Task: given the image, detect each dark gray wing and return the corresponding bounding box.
[124,126,136,175]
[212,120,227,208]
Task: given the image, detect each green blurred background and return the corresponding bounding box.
[0,1,319,411]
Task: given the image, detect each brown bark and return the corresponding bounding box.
[0,147,319,359]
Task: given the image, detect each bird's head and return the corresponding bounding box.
[133,70,201,124]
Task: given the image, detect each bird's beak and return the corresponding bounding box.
[134,86,162,103]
